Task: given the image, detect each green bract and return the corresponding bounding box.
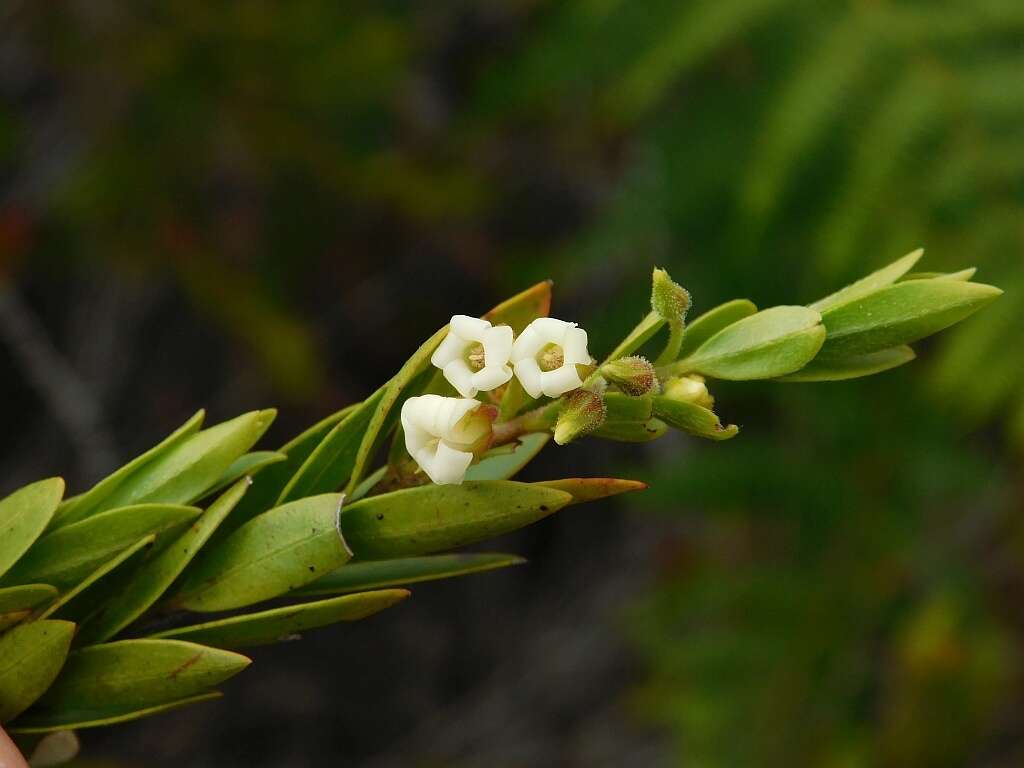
[0,259,999,744]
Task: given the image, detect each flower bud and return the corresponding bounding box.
[651,267,691,324]
[663,375,714,410]
[592,418,668,443]
[553,387,607,445]
[601,355,660,397]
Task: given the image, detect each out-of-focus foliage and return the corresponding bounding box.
[2,1,1021,765]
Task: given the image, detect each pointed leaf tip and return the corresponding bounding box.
[536,478,648,505]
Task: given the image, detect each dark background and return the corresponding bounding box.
[1,2,1022,766]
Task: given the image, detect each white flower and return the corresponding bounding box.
[430,315,514,398]
[401,394,493,485]
[510,317,592,399]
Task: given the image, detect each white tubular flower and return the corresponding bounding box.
[401,395,494,485]
[430,315,514,398]
[510,317,592,399]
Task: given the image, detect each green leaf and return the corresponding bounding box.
[652,396,740,441]
[149,589,410,648]
[535,478,648,504]
[216,404,358,540]
[22,640,249,721]
[0,621,75,722]
[340,481,574,559]
[464,433,551,482]
[592,418,668,442]
[346,325,450,495]
[295,553,527,597]
[348,467,388,502]
[54,410,275,529]
[0,478,65,580]
[37,535,156,622]
[0,585,58,633]
[810,248,923,312]
[3,505,200,590]
[9,692,222,734]
[778,346,916,382]
[900,268,976,282]
[201,451,287,501]
[676,306,826,380]
[277,388,387,505]
[77,479,252,644]
[54,411,204,527]
[172,493,352,613]
[601,311,665,365]
[678,299,759,359]
[482,280,553,334]
[818,279,1003,359]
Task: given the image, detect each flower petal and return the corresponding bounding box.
[443,360,477,398]
[483,324,514,365]
[540,364,582,397]
[451,314,491,341]
[472,364,513,393]
[562,326,590,364]
[513,358,544,399]
[431,330,467,368]
[402,398,435,454]
[510,323,545,361]
[532,317,574,340]
[427,441,474,484]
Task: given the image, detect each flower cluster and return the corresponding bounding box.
[403,315,592,485]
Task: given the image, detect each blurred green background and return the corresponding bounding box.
[1,2,1021,766]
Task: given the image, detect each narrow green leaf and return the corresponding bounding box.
[55,410,275,529]
[277,388,386,505]
[652,397,740,441]
[900,268,977,282]
[172,493,352,613]
[54,410,204,527]
[201,452,287,500]
[810,248,923,312]
[0,479,65,580]
[216,404,358,540]
[149,589,410,648]
[464,433,551,482]
[9,691,222,734]
[0,621,75,722]
[295,553,527,597]
[0,585,58,633]
[0,584,57,615]
[778,346,916,382]
[535,478,648,504]
[3,505,200,590]
[482,280,553,334]
[339,481,573,559]
[348,467,388,502]
[77,479,252,645]
[24,640,249,718]
[592,418,668,442]
[818,280,1003,359]
[601,311,665,366]
[678,299,759,359]
[677,306,826,380]
[346,326,450,495]
[37,535,156,622]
